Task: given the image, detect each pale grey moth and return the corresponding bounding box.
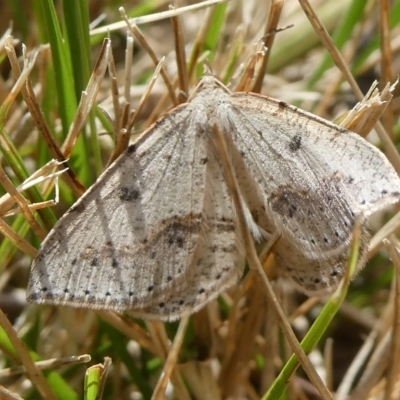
[27,76,400,321]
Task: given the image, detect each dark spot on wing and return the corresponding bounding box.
[70,202,86,213]
[168,234,185,247]
[278,101,287,108]
[270,187,304,218]
[222,245,235,253]
[148,285,154,292]
[91,258,99,266]
[162,217,202,248]
[200,157,208,164]
[209,245,217,253]
[118,186,141,201]
[127,144,136,154]
[112,258,119,268]
[289,134,302,151]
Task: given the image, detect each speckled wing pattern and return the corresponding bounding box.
[27,85,244,320]
[27,76,400,320]
[218,90,400,295]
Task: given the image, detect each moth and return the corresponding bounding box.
[27,76,400,321]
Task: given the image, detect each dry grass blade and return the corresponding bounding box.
[378,0,394,137]
[179,361,222,400]
[0,161,66,219]
[0,219,37,259]
[339,80,397,137]
[96,311,157,354]
[298,0,400,175]
[151,311,190,400]
[369,209,400,258]
[382,238,400,400]
[0,384,23,400]
[350,330,392,400]
[336,329,379,400]
[212,123,333,399]
[252,0,284,93]
[90,0,230,35]
[61,38,111,158]
[107,34,136,164]
[234,47,266,92]
[126,60,165,135]
[146,322,191,399]
[3,37,85,198]
[120,7,177,106]
[0,308,55,399]
[323,338,333,392]
[170,4,189,100]
[0,163,47,240]
[187,6,216,80]
[0,355,91,378]
[218,273,266,397]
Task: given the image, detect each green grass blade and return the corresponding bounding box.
[62,0,102,183]
[39,0,77,136]
[0,326,79,400]
[307,0,368,88]
[263,225,361,400]
[84,364,102,400]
